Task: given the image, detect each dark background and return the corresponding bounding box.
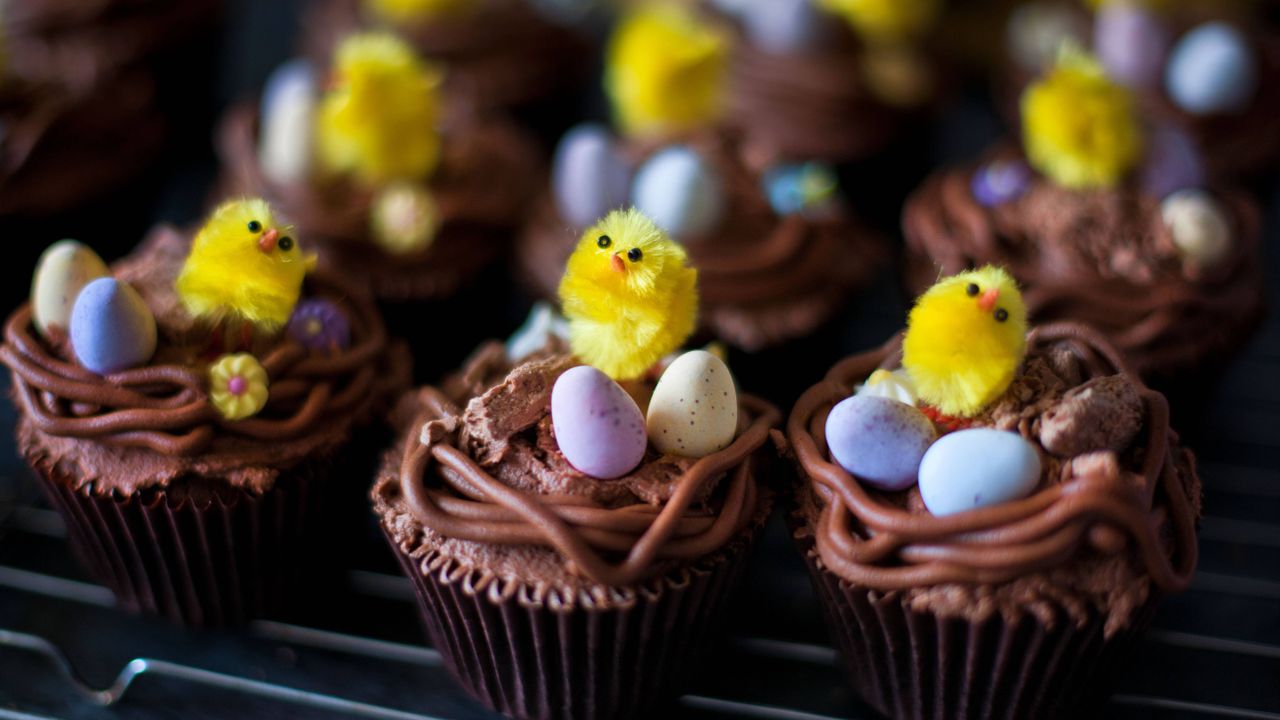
[2,1,1279,718]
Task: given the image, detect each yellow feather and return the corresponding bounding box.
[902,266,1028,417]
[558,208,699,380]
[175,198,311,332]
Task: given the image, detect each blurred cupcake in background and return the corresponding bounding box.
[1002,0,1280,180]
[903,47,1264,399]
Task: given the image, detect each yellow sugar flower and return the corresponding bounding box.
[1020,47,1142,189]
[816,0,941,43]
[605,3,727,137]
[209,353,270,421]
[364,0,470,23]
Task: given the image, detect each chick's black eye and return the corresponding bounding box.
[278,236,294,251]
[994,308,1009,322]
[966,283,980,297]
[248,220,262,233]
[597,235,611,249]
[627,247,642,262]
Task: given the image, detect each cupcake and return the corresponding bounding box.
[1002,1,1280,179]
[375,209,780,719]
[903,48,1264,389]
[787,268,1200,719]
[0,200,408,626]
[519,3,885,358]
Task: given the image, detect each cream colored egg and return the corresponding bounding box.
[31,240,110,338]
[1161,189,1231,268]
[647,350,738,458]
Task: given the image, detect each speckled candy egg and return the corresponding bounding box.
[551,365,647,478]
[553,124,631,228]
[742,0,827,54]
[69,278,157,375]
[1165,22,1258,115]
[30,240,109,338]
[918,428,1042,516]
[1140,124,1205,199]
[1095,2,1168,90]
[825,395,936,491]
[631,145,726,240]
[1161,189,1232,268]
[647,350,738,458]
[259,59,316,185]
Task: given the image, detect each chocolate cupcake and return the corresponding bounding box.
[903,49,1264,388]
[787,270,1199,719]
[0,206,408,626]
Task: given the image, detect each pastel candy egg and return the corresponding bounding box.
[918,428,1042,516]
[825,395,936,491]
[764,162,838,215]
[971,159,1031,207]
[552,124,631,228]
[1140,124,1205,199]
[855,368,917,406]
[551,366,647,478]
[742,0,827,54]
[1165,22,1258,115]
[631,145,726,240]
[1095,2,1168,90]
[647,350,738,458]
[30,240,109,338]
[259,59,316,185]
[1007,2,1088,73]
[1161,189,1232,268]
[69,278,157,375]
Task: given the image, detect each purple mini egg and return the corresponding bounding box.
[551,366,648,479]
[69,278,157,375]
[742,0,829,54]
[1140,124,1205,199]
[825,395,936,491]
[553,124,631,228]
[971,159,1031,207]
[1095,2,1169,90]
[288,299,351,353]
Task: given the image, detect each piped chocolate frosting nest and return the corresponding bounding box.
[1,226,408,495]
[374,343,779,604]
[218,103,540,301]
[902,152,1264,379]
[520,129,884,351]
[788,324,1200,635]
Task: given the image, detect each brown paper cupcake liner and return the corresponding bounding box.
[34,458,330,627]
[798,540,1160,720]
[384,499,770,720]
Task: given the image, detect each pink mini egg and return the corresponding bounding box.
[551,365,648,479]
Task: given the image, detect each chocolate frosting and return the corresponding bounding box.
[217,103,541,302]
[902,151,1264,379]
[1,226,408,495]
[788,324,1200,634]
[374,343,780,595]
[300,0,589,116]
[519,129,886,351]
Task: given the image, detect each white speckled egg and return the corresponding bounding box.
[631,145,726,240]
[1165,22,1258,115]
[647,350,738,458]
[259,59,316,185]
[69,278,157,375]
[1007,2,1088,73]
[552,124,631,228]
[1161,189,1232,268]
[1095,2,1168,89]
[551,365,648,479]
[918,428,1042,516]
[31,240,109,338]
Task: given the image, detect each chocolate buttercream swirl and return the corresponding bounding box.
[519,129,884,350]
[902,154,1264,379]
[789,324,1198,600]
[218,103,540,301]
[384,354,779,587]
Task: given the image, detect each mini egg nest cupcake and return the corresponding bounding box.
[374,214,780,719]
[903,48,1264,389]
[300,0,591,122]
[707,0,945,163]
[0,201,409,626]
[1002,0,1280,179]
[519,4,886,354]
[787,269,1200,720]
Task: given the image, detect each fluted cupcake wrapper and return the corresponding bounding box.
[35,459,329,627]
[384,506,768,720]
[799,543,1160,720]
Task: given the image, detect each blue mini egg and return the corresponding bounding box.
[553,124,631,228]
[631,145,726,240]
[742,0,828,54]
[918,428,1042,516]
[1095,2,1168,89]
[69,278,157,375]
[1165,22,1258,115]
[825,395,936,491]
[764,162,838,215]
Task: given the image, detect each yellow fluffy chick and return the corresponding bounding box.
[902,266,1028,417]
[559,208,698,380]
[315,32,443,185]
[176,198,314,334]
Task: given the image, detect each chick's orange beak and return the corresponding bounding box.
[977,287,999,312]
[258,228,280,253]
[610,253,626,273]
